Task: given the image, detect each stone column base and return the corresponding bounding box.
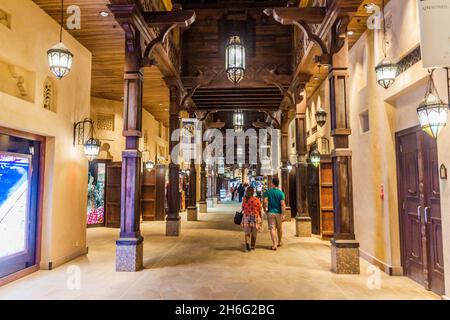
[283,207,292,222]
[199,201,207,213]
[116,237,143,272]
[187,206,198,221]
[331,239,360,274]
[166,218,181,236]
[295,216,312,237]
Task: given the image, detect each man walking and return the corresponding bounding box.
[237,183,245,203]
[263,177,286,250]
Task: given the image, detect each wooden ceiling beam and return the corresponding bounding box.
[269,6,327,25]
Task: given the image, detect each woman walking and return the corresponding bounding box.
[241,187,262,251]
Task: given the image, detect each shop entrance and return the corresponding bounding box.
[396,126,445,295]
[0,128,43,282]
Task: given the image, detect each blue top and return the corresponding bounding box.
[263,188,285,214]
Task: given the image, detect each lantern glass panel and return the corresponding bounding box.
[310,149,321,168]
[417,94,448,138]
[47,42,74,79]
[375,58,397,89]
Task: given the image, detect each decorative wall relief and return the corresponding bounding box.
[0,8,11,29]
[96,113,115,131]
[8,65,27,97]
[43,77,56,112]
[0,59,35,103]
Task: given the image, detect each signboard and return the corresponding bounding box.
[180,118,201,162]
[418,0,450,68]
[217,157,225,174]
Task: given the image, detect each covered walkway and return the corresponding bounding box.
[0,204,438,300]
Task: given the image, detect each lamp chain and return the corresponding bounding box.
[60,0,64,43]
[381,0,388,58]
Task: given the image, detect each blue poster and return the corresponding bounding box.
[0,154,30,259]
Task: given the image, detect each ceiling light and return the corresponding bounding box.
[99,11,109,17]
[347,30,354,36]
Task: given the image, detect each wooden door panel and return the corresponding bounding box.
[397,128,445,296]
[422,134,445,295]
[105,162,121,228]
[398,132,425,286]
[319,159,334,239]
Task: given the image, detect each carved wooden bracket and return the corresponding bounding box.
[181,70,223,112]
[264,6,330,64]
[330,15,350,55]
[142,6,196,67]
[263,111,281,129]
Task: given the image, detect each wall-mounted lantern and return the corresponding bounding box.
[225,35,246,85]
[74,118,100,161]
[310,148,321,168]
[145,161,155,171]
[315,106,327,127]
[47,0,74,79]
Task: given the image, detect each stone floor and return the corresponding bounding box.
[0,203,440,300]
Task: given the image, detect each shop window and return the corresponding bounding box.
[359,110,370,134]
[43,77,56,112]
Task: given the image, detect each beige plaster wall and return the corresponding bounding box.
[0,0,92,267]
[90,97,169,165]
[349,0,450,295]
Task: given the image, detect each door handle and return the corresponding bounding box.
[417,206,421,221]
[424,207,430,223]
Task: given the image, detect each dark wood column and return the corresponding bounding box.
[295,103,312,237]
[166,82,181,236]
[199,126,208,212]
[329,37,360,274]
[116,27,144,272]
[280,111,292,220]
[187,113,198,221]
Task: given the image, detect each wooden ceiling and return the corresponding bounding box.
[33,0,171,126]
[347,0,390,48]
[34,0,378,127]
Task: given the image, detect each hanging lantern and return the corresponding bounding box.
[315,106,327,127]
[375,58,397,89]
[374,0,397,90]
[225,35,246,85]
[47,0,74,79]
[233,111,244,132]
[287,162,293,172]
[417,71,448,139]
[145,161,155,171]
[310,149,321,168]
[84,138,101,161]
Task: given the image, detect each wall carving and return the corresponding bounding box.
[96,113,115,131]
[43,77,56,112]
[0,59,35,103]
[0,8,11,29]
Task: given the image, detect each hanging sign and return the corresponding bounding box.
[418,0,450,68]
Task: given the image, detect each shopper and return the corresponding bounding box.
[241,187,262,251]
[263,177,286,250]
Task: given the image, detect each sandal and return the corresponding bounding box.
[271,246,277,251]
